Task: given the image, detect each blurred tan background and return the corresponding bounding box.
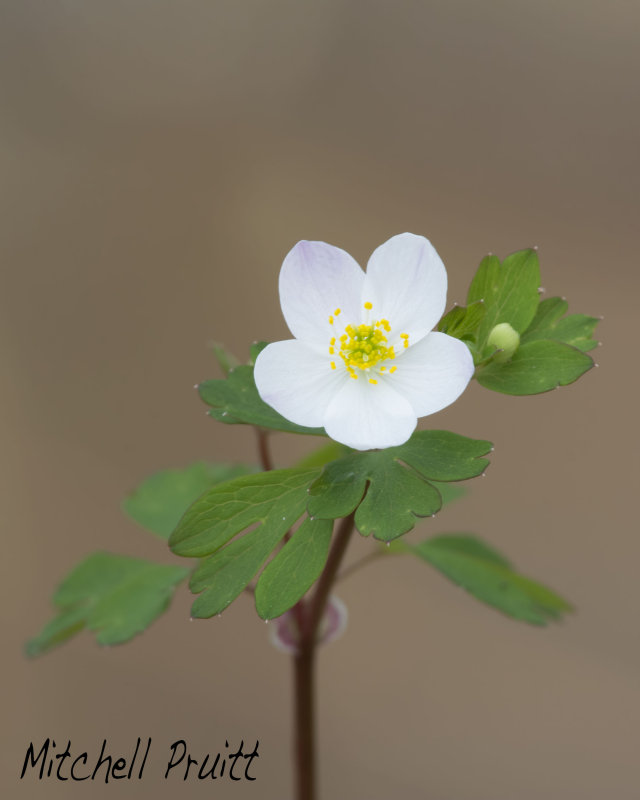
[1,2,638,798]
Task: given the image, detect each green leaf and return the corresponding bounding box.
[169,467,321,558]
[25,607,87,657]
[438,301,486,342]
[467,249,541,348]
[26,553,189,655]
[522,295,567,332]
[123,462,253,539]
[389,430,493,481]
[401,534,572,625]
[521,297,600,352]
[210,341,239,376]
[198,364,325,436]
[170,467,323,618]
[249,340,269,364]
[295,441,351,470]
[188,522,291,618]
[429,480,467,507]
[255,518,333,619]
[418,534,513,568]
[307,431,492,541]
[476,340,594,395]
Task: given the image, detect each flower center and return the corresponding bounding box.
[328,303,409,383]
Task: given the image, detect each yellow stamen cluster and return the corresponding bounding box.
[328,301,405,382]
[339,323,393,378]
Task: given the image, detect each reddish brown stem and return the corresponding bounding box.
[251,427,356,799]
[255,428,274,472]
[292,512,356,800]
[302,513,356,646]
[294,646,315,800]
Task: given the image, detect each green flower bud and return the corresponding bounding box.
[487,322,520,362]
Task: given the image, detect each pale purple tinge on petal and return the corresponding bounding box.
[254,339,346,428]
[269,595,348,655]
[362,232,447,343]
[279,240,365,346]
[323,376,417,450]
[388,331,475,417]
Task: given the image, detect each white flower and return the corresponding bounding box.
[254,233,474,451]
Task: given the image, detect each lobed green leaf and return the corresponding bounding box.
[521,297,600,352]
[249,340,269,364]
[438,300,486,348]
[255,517,333,620]
[428,480,467,507]
[399,534,572,625]
[170,467,325,618]
[169,467,321,558]
[189,523,291,618]
[210,341,240,376]
[467,249,541,349]
[123,462,253,540]
[476,340,593,395]
[295,441,351,470]
[25,608,87,658]
[307,431,491,541]
[26,553,188,656]
[198,364,325,436]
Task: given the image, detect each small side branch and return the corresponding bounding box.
[337,547,386,583]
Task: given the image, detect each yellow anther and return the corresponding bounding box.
[389,366,397,373]
[403,339,409,348]
[331,313,402,379]
[329,316,334,325]
[364,301,373,310]
[330,361,336,370]
[334,308,341,316]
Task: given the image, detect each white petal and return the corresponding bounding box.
[279,241,365,346]
[254,339,346,428]
[323,376,416,451]
[362,233,447,342]
[388,332,474,417]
